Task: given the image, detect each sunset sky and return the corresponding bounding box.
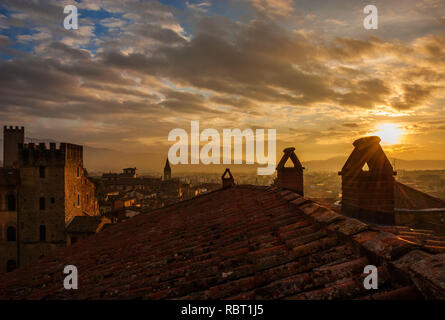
[0,0,444,171]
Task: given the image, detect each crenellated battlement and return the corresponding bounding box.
[18,142,83,167]
[4,125,25,133]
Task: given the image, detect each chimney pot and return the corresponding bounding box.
[340,136,395,224]
[222,168,235,189]
[353,136,381,148]
[276,147,304,196]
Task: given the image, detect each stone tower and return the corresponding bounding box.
[339,136,397,225]
[3,126,24,168]
[164,159,171,181]
[276,147,304,196]
[17,142,87,267]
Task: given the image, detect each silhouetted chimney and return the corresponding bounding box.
[222,168,235,189]
[338,136,397,224]
[276,147,304,196]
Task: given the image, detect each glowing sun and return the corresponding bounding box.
[373,123,404,145]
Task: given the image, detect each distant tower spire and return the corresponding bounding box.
[164,158,171,181]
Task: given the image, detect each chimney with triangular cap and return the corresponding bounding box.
[276,147,304,196]
[221,168,235,189]
[339,136,397,224]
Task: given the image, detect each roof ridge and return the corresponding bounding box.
[273,188,445,299]
[395,181,445,207]
[141,184,268,216]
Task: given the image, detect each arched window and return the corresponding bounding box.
[7,194,16,211]
[6,260,16,272]
[39,225,46,241]
[7,226,16,242]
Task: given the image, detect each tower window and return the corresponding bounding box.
[39,225,46,241]
[7,194,16,211]
[7,226,16,242]
[50,197,55,204]
[39,197,46,210]
[6,260,16,273]
[39,166,46,178]
[77,194,80,207]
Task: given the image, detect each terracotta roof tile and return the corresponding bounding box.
[0,185,444,299]
[66,216,110,233]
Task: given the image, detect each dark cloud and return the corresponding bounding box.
[342,123,359,128]
[391,83,435,110]
[0,0,444,163]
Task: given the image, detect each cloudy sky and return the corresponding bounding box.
[0,0,444,171]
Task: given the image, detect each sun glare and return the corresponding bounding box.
[373,123,404,145]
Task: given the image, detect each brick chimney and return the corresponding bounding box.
[221,168,235,189]
[338,136,397,225]
[276,147,304,196]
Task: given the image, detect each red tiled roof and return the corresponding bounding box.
[0,186,444,300]
[378,225,445,252]
[66,216,111,234]
[395,182,445,210]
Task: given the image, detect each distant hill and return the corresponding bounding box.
[2,138,445,173]
[303,156,445,172]
[302,156,347,172]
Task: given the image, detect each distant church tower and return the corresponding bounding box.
[3,126,24,168]
[164,158,171,181]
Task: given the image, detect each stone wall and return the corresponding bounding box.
[0,173,19,273]
[0,210,17,273]
[18,164,67,267]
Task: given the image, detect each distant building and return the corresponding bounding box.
[121,167,137,178]
[98,159,184,217]
[101,168,162,192]
[164,159,171,181]
[66,216,110,245]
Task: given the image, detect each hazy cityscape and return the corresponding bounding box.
[1,0,445,304]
